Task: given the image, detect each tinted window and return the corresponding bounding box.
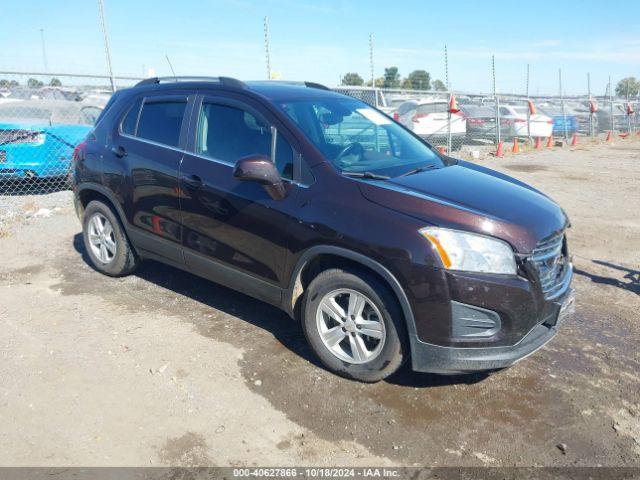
[121,98,142,135]
[197,102,295,179]
[398,102,417,115]
[275,133,294,179]
[137,100,186,147]
[196,103,271,163]
[417,103,447,114]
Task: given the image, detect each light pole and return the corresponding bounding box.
[264,16,271,80]
[39,29,48,72]
[97,0,116,92]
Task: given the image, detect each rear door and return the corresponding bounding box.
[178,93,302,304]
[109,92,192,263]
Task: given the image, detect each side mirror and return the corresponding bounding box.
[233,154,286,200]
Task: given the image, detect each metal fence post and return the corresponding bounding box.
[626,78,631,134]
[493,56,501,147]
[526,64,531,140]
[445,45,451,152]
[609,75,614,133]
[559,68,568,140]
[587,72,595,138]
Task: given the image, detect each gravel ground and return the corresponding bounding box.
[0,141,638,467]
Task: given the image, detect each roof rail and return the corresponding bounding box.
[304,81,330,91]
[250,80,330,91]
[134,76,246,89]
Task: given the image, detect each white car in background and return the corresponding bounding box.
[395,99,466,148]
[498,105,553,139]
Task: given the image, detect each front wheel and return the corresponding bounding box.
[301,268,408,382]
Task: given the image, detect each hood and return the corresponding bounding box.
[358,161,567,253]
[0,122,90,148]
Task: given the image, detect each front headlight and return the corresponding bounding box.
[419,227,517,275]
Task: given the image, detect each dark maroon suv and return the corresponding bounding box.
[72,77,575,382]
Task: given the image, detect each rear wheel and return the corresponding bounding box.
[301,268,407,382]
[82,200,138,277]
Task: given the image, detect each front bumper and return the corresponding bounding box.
[410,287,575,374]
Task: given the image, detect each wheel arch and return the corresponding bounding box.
[284,246,418,341]
[76,183,128,227]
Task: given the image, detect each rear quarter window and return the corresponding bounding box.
[417,103,446,114]
[120,98,142,135]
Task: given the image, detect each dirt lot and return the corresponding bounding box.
[0,141,639,467]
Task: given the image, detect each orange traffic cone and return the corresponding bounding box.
[605,130,613,142]
[512,138,520,154]
[534,137,542,150]
[438,146,447,154]
[495,141,504,157]
[571,133,578,146]
[546,136,553,148]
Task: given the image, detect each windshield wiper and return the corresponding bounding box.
[396,164,438,177]
[342,171,390,180]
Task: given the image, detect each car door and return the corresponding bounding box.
[109,93,193,264]
[178,93,302,304]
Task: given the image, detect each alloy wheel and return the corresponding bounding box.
[87,212,117,263]
[315,288,386,364]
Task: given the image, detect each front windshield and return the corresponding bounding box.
[278,97,444,177]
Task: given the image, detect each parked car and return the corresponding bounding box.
[591,101,632,133]
[72,77,574,382]
[565,101,598,134]
[460,105,502,141]
[498,105,553,139]
[0,100,101,180]
[395,99,466,147]
[538,106,579,137]
[332,87,394,115]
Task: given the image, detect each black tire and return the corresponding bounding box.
[301,268,408,382]
[82,200,138,277]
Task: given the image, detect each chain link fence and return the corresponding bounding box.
[337,86,639,155]
[0,72,141,195]
[0,72,638,196]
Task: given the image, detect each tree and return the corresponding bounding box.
[432,79,447,91]
[407,70,431,90]
[615,77,640,98]
[383,67,401,88]
[27,78,44,88]
[50,77,62,87]
[0,79,18,88]
[341,72,364,86]
[365,77,385,88]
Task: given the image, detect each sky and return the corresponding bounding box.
[1,0,639,95]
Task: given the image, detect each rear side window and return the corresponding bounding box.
[136,100,187,147]
[120,98,142,135]
[417,103,446,114]
[397,103,417,115]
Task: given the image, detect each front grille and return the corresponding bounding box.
[530,232,570,300]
